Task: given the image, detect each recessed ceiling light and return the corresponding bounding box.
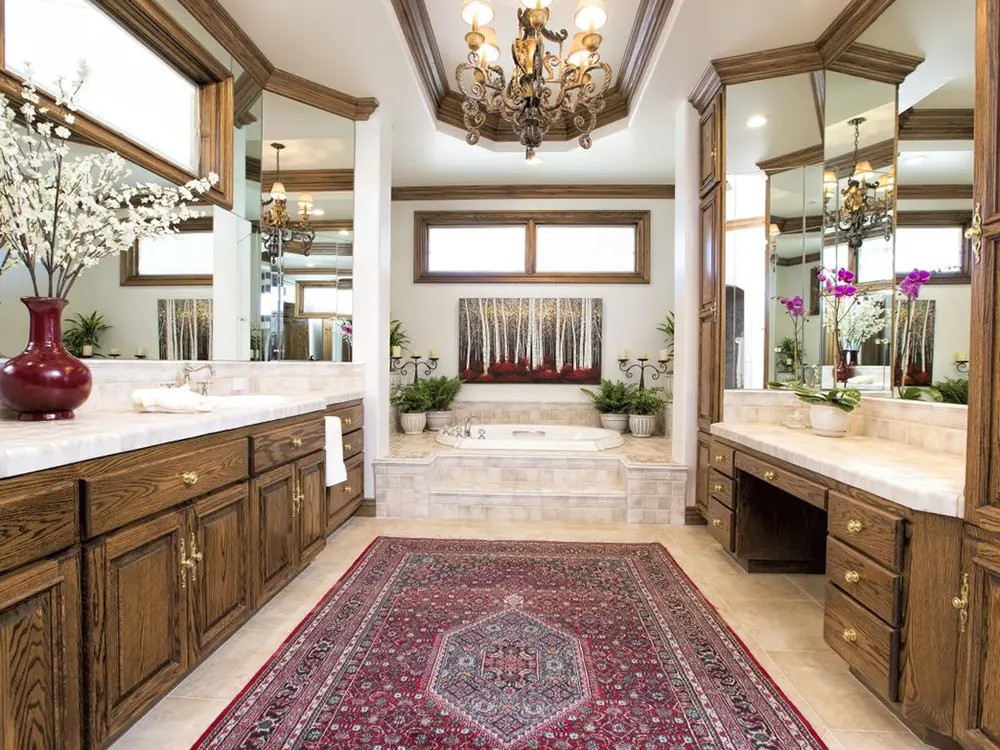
[904,154,926,165]
[339,229,350,236]
[307,263,316,267]
[747,114,768,129]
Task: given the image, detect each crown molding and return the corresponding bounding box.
[826,43,924,85]
[825,138,896,176]
[688,65,723,111]
[757,143,825,175]
[233,71,261,127]
[896,210,974,227]
[264,69,379,121]
[261,169,354,193]
[711,43,824,86]
[816,0,897,63]
[618,0,679,100]
[896,184,974,200]
[391,184,676,201]
[898,108,975,140]
[810,71,826,136]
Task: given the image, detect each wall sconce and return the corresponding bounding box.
[955,351,969,374]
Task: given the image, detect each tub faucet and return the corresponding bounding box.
[463,415,480,437]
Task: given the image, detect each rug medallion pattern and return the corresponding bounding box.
[193,538,825,749]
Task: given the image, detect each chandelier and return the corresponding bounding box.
[262,142,317,254]
[823,117,895,251]
[456,0,612,161]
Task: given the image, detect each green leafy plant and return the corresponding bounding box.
[627,387,667,416]
[656,311,675,365]
[389,319,409,355]
[423,376,463,411]
[389,381,432,414]
[63,311,111,357]
[775,337,797,374]
[581,379,636,414]
[768,381,862,413]
[899,386,944,402]
[934,378,968,405]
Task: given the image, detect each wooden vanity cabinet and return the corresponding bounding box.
[326,400,365,534]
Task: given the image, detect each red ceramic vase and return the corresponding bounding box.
[0,297,92,421]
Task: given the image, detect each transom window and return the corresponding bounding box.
[894,226,968,280]
[120,217,213,286]
[415,211,651,283]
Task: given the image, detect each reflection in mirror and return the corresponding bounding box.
[821,72,897,391]
[257,93,355,362]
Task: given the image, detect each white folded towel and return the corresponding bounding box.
[132,385,214,413]
[325,415,348,486]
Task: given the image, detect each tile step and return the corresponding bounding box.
[430,483,625,496]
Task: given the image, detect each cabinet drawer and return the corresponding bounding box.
[327,402,363,434]
[252,418,325,473]
[328,455,363,530]
[341,429,363,461]
[735,452,826,510]
[0,477,78,573]
[828,491,904,572]
[706,497,733,552]
[826,537,902,626]
[86,438,248,537]
[708,469,735,510]
[709,439,734,477]
[824,584,899,702]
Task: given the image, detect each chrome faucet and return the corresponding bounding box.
[463,415,480,437]
[183,363,216,395]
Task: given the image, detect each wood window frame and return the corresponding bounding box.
[893,215,972,285]
[413,210,651,284]
[119,216,213,286]
[293,279,354,319]
[0,0,235,209]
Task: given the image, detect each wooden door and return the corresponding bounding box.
[296,451,327,568]
[954,533,1000,748]
[966,0,1000,532]
[251,464,297,605]
[698,186,723,432]
[188,485,251,661]
[699,95,722,194]
[0,552,81,750]
[87,511,188,746]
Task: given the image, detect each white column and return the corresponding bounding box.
[353,109,393,494]
[671,101,700,510]
[211,207,251,361]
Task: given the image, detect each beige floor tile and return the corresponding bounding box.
[826,730,934,749]
[171,627,288,701]
[111,696,230,750]
[721,597,828,651]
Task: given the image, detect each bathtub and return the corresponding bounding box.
[435,424,624,452]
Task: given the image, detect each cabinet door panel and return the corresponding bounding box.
[0,553,81,750]
[251,465,296,606]
[696,434,710,519]
[697,314,718,431]
[297,452,327,568]
[90,511,187,745]
[699,96,722,193]
[327,455,363,534]
[700,188,721,308]
[189,485,251,660]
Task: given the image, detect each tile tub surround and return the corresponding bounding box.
[723,389,968,457]
[375,433,687,524]
[711,422,965,517]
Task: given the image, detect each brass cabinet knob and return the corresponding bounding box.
[712,518,722,527]
[842,628,858,643]
[763,470,776,482]
[844,570,861,584]
[846,520,863,533]
[344,417,353,426]
[182,471,199,486]
[712,483,724,493]
[344,443,352,452]
[714,454,725,463]
[291,437,303,448]
[343,485,352,494]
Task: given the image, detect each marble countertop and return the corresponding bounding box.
[710,422,966,518]
[0,389,364,480]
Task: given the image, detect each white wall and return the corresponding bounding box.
[923,284,971,382]
[390,198,675,403]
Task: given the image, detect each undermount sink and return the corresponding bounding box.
[204,394,291,409]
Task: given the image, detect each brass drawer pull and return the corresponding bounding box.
[343,485,353,494]
[844,570,861,584]
[182,471,199,486]
[344,442,352,452]
[846,519,863,533]
[712,518,722,527]
[712,483,724,493]
[344,417,353,426]
[842,628,858,643]
[179,537,195,588]
[953,572,970,634]
[714,454,725,463]
[763,470,776,482]
[291,437,303,448]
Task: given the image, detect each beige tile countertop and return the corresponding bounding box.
[711,421,966,518]
[0,389,364,480]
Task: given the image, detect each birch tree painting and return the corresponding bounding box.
[892,299,936,386]
[158,299,213,360]
[458,298,603,384]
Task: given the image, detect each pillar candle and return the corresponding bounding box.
[618,349,628,360]
[956,350,968,362]
[391,346,402,358]
[428,348,438,359]
[82,344,93,357]
[659,349,669,362]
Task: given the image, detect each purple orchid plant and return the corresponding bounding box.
[817,267,859,386]
[897,268,932,397]
[777,295,806,380]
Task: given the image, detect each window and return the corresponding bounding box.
[296,282,354,318]
[120,217,213,286]
[894,226,968,280]
[414,211,650,283]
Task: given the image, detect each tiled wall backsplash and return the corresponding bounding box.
[452,401,602,427]
[723,390,968,457]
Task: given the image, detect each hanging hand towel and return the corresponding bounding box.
[325,415,348,486]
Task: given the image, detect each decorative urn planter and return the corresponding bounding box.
[425,410,453,431]
[600,413,629,433]
[809,404,850,438]
[628,414,657,438]
[0,297,92,421]
[399,412,428,435]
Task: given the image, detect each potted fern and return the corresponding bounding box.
[423,375,463,431]
[63,311,112,358]
[627,388,667,438]
[581,379,635,433]
[390,381,432,434]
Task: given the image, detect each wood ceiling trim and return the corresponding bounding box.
[816,0,897,63]
[388,0,448,105]
[170,0,274,85]
[826,43,924,85]
[309,220,354,231]
[711,43,824,86]
[896,184,974,200]
[896,209,973,227]
[688,65,723,111]
[264,69,379,121]
[618,0,678,100]
[391,184,676,201]
[757,143,825,175]
[233,71,261,128]
[825,138,896,176]
[810,71,826,137]
[261,169,354,193]
[898,108,975,140]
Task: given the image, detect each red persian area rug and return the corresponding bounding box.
[193,538,825,749]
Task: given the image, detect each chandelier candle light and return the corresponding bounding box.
[618,351,671,390]
[391,350,440,385]
[456,0,612,161]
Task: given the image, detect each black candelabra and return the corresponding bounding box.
[391,354,439,384]
[618,355,670,390]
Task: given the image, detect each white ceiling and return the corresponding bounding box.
[259,92,355,170]
[218,0,852,185]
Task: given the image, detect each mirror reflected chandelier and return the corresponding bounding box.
[456,0,611,161]
[823,117,895,251]
[261,142,317,255]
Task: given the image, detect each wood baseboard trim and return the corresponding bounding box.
[357,499,376,518]
[686,507,708,525]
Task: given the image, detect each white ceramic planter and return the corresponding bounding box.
[809,404,850,438]
[600,413,629,433]
[399,412,427,435]
[425,410,453,431]
[628,414,657,438]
